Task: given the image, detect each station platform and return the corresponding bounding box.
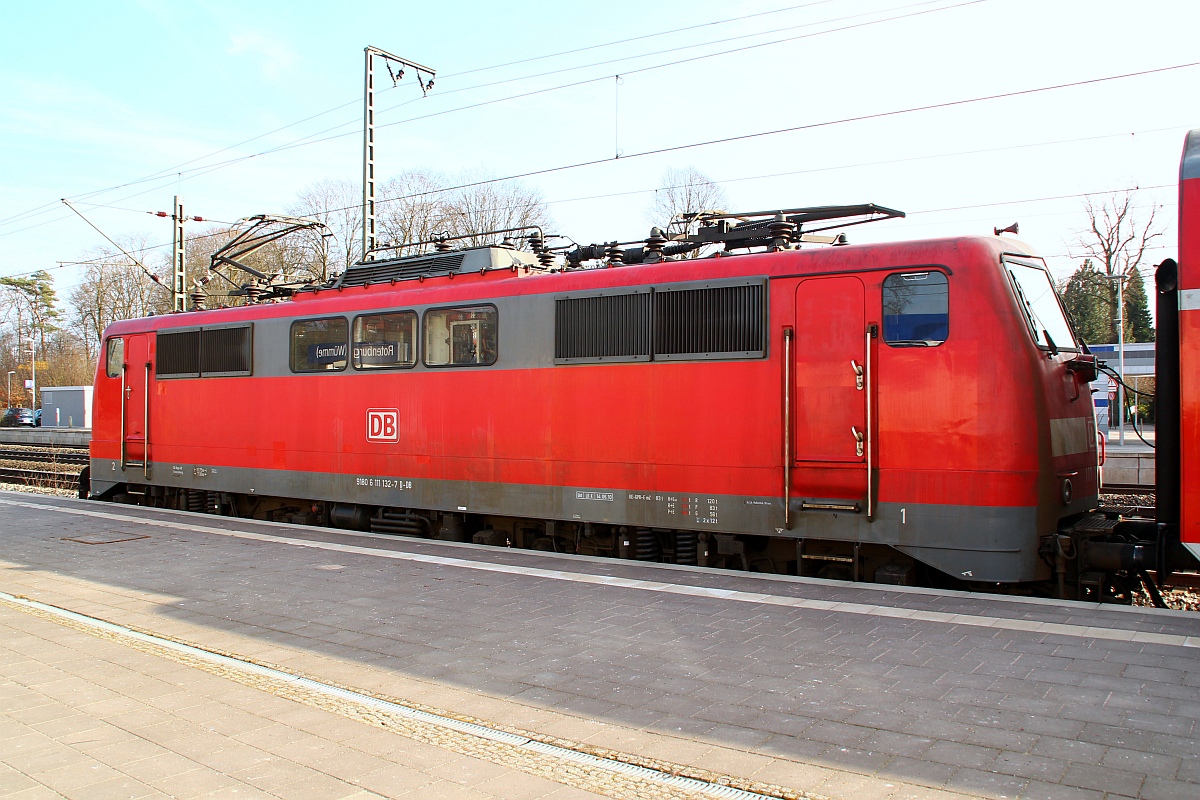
[0,429,91,448]
[1,491,1197,800]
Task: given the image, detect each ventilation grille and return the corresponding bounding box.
[157,330,200,377]
[555,281,766,363]
[338,253,467,287]
[654,283,765,359]
[156,325,252,378]
[200,326,252,375]
[555,292,651,362]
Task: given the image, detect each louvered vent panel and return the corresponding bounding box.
[338,253,467,286]
[200,325,252,376]
[554,292,652,362]
[654,283,765,359]
[156,330,200,377]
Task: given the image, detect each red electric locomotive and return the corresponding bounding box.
[83,142,1200,599]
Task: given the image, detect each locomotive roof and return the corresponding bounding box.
[103,235,1040,335]
[329,245,542,288]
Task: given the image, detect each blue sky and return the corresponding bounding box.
[1,0,1197,298]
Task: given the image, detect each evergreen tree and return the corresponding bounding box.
[1059,261,1155,345]
[1061,260,1111,344]
[1123,269,1154,342]
[1067,190,1162,344]
[0,270,60,352]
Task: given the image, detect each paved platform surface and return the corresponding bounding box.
[0,599,601,800]
[1,491,1199,800]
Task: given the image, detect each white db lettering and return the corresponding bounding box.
[366,409,399,442]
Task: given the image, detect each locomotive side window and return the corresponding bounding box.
[290,317,348,372]
[1005,261,1078,351]
[882,272,948,346]
[424,306,497,367]
[353,311,417,370]
[105,337,124,378]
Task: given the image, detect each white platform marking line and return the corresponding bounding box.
[2,497,1196,649]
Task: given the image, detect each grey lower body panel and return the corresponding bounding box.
[92,458,1048,583]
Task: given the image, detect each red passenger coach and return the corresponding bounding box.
[85,195,1190,601]
[1174,129,1200,560]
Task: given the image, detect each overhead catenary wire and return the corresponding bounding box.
[2,77,1191,282]
[0,124,1186,283]
[248,63,1200,224]
[172,0,993,170]
[0,0,862,231]
[0,178,1177,285]
[378,0,966,107]
[0,0,985,239]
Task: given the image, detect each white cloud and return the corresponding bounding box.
[226,32,297,81]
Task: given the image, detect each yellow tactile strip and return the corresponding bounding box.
[0,590,824,800]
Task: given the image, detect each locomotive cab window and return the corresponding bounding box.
[105,337,123,378]
[424,306,497,367]
[882,271,948,346]
[1005,259,1078,352]
[290,317,349,372]
[353,311,417,370]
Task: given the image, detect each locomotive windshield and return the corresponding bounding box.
[1005,260,1078,352]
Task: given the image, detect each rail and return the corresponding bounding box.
[0,448,89,465]
[1100,484,1157,495]
[0,467,79,489]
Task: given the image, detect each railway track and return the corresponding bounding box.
[0,467,80,490]
[1100,483,1156,495]
[0,447,89,465]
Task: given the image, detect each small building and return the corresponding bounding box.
[39,386,93,428]
[1087,342,1154,431]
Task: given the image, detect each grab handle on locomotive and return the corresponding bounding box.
[852,426,865,457]
[851,360,864,390]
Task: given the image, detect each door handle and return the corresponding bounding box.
[851,360,864,390]
[852,426,865,457]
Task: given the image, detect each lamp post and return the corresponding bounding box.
[5,371,13,407]
[28,347,35,411]
[1100,272,1127,446]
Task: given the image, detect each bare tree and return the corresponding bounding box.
[285,178,363,279]
[443,174,551,247]
[374,171,450,257]
[376,171,551,253]
[647,166,730,236]
[67,236,173,357]
[1065,190,1163,343]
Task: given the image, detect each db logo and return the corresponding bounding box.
[366,408,399,442]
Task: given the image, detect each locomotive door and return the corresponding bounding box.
[121,334,150,472]
[793,277,868,502]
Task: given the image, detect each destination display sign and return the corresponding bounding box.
[308,342,347,365]
[354,341,404,365]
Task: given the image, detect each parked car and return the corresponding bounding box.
[1,407,36,427]
[34,409,42,427]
